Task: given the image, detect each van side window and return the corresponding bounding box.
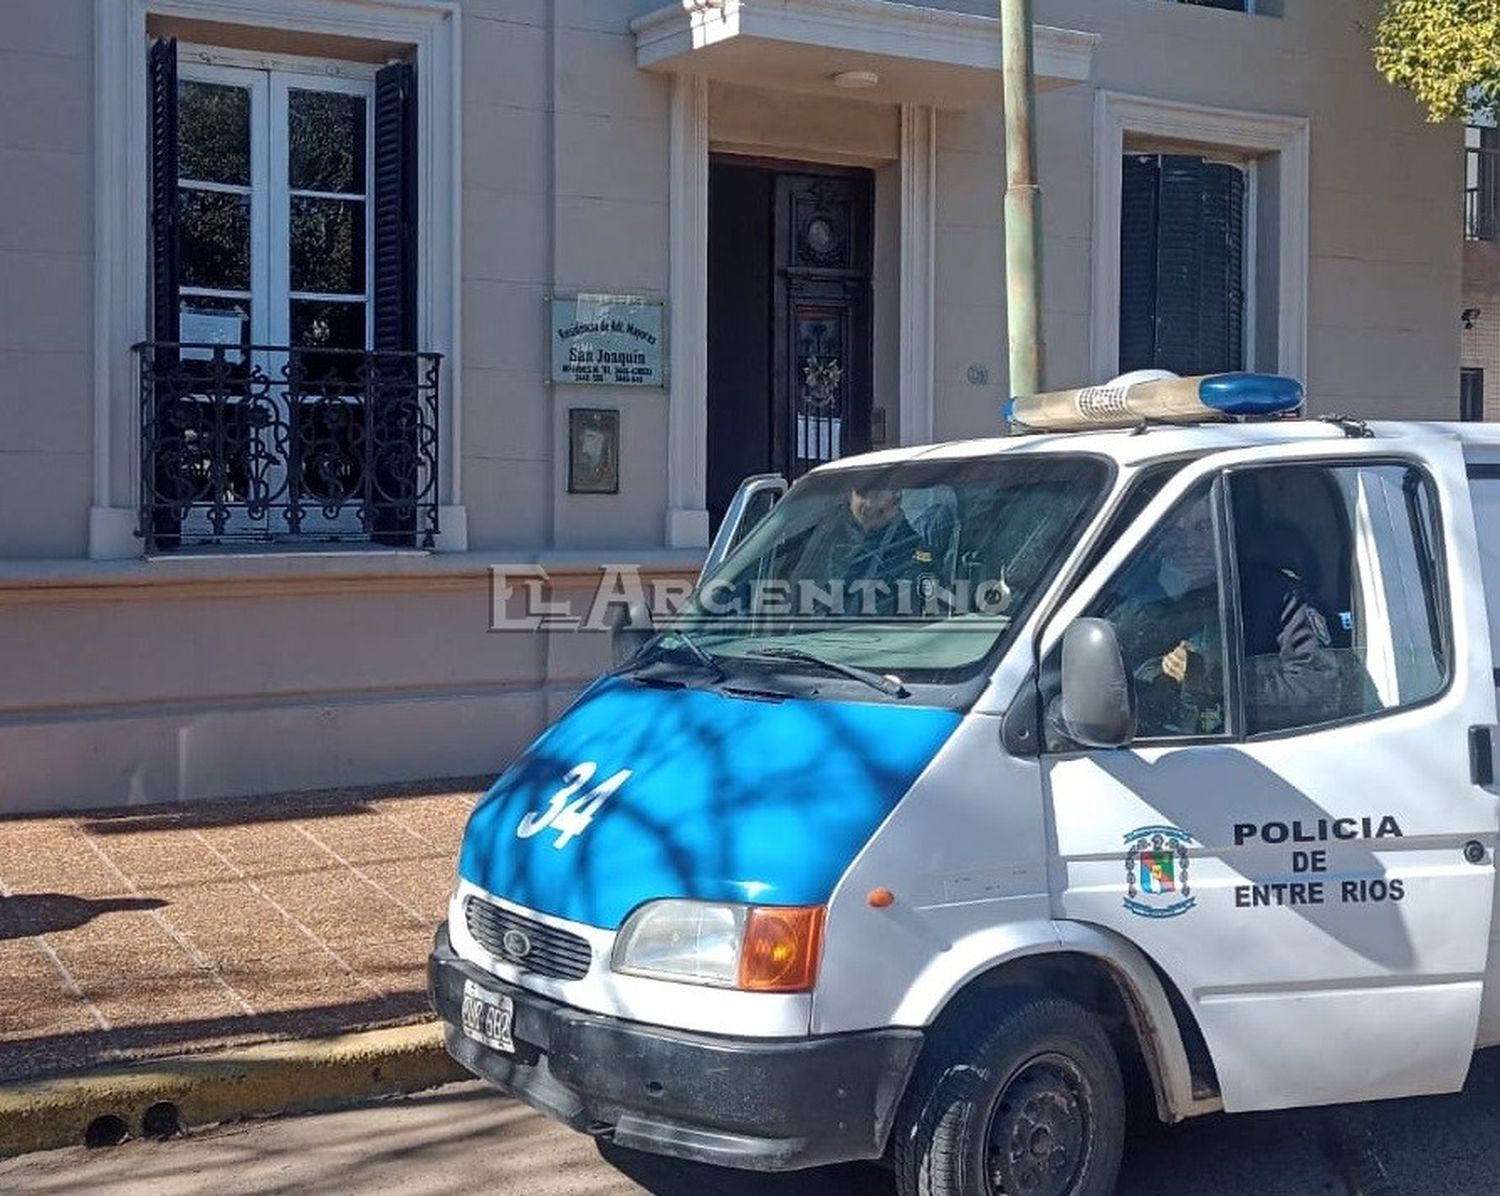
[1041,481,1227,749]
[1229,463,1447,735]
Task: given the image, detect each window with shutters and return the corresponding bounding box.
[140,39,438,552]
[1118,153,1248,377]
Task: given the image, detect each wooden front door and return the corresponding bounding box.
[707,160,873,529]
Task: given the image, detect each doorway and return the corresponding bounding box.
[706,158,874,529]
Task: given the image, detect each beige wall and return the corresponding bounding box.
[0,0,93,559]
[0,0,1467,811]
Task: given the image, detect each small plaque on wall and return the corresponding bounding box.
[568,408,620,494]
[549,294,665,387]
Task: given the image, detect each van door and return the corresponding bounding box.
[1035,435,1498,1111]
[701,473,787,581]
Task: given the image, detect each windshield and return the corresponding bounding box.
[649,454,1110,690]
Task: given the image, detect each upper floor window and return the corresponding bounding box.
[174,60,373,365]
[1466,124,1499,241]
[142,39,438,552]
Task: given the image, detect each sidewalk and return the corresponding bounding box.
[0,779,486,1084]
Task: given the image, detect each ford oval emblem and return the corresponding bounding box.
[501,928,533,959]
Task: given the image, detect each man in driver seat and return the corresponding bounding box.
[805,486,942,618]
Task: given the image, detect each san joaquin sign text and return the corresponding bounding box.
[549,294,665,387]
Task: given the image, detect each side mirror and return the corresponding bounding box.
[610,600,655,667]
[1061,618,1136,749]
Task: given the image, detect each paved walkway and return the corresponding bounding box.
[0,780,485,1083]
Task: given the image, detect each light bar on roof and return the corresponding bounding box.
[1003,371,1305,433]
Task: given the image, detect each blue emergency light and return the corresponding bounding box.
[1004,371,1305,433]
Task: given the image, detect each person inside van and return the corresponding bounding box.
[799,485,945,617]
[1098,489,1344,739]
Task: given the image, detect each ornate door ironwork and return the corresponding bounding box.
[772,172,873,480]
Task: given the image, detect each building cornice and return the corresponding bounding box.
[632,0,1098,97]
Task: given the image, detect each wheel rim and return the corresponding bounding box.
[984,1052,1093,1196]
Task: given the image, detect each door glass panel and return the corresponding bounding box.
[1230,463,1447,735]
[290,196,366,294]
[1084,483,1227,740]
[179,80,250,185]
[288,89,366,193]
[178,189,251,290]
[794,309,845,470]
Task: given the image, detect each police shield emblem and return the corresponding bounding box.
[1124,826,1196,918]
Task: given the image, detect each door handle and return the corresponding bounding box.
[1470,726,1496,786]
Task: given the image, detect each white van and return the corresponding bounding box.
[430,374,1500,1196]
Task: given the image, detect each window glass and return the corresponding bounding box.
[289,89,366,194]
[1084,482,1227,740]
[656,456,1110,689]
[179,80,250,186]
[290,196,366,294]
[1229,463,1447,735]
[178,190,251,291]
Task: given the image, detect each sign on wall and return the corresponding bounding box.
[548,294,666,388]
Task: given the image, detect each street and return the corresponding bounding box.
[0,1070,1358,1196]
[9,1049,1500,1194]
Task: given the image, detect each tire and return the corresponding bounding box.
[893,993,1126,1196]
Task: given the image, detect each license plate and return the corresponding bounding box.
[460,979,514,1053]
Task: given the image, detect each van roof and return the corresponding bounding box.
[816,418,1497,474]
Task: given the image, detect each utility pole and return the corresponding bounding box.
[1000,0,1044,397]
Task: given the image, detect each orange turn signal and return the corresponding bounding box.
[737,905,826,993]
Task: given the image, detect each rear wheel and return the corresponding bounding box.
[894,993,1125,1196]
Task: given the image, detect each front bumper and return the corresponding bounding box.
[427,922,922,1171]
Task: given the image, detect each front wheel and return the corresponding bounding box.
[893,993,1125,1196]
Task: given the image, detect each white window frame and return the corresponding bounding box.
[91,0,463,559]
[1090,91,1308,387]
[175,52,378,352]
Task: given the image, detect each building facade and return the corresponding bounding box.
[0,0,1462,812]
[1463,122,1500,420]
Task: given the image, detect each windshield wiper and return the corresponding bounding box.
[747,646,909,699]
[638,628,726,681]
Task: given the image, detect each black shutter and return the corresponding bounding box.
[1220,163,1247,372]
[373,61,417,352]
[148,38,181,551]
[1120,154,1247,376]
[1153,155,1206,375]
[1118,154,1160,372]
[149,38,179,352]
[371,61,419,545]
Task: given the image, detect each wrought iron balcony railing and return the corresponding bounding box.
[135,342,441,553]
[1467,143,1500,241]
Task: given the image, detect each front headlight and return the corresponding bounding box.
[612,900,745,986]
[612,899,825,992]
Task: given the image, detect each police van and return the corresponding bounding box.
[429,372,1500,1196]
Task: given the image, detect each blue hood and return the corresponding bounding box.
[458,676,961,929]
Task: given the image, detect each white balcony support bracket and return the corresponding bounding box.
[666,73,712,549]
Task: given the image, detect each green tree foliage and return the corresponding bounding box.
[1372,0,1500,122]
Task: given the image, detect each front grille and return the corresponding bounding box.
[464,896,593,981]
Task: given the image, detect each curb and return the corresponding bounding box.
[0,1021,466,1159]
